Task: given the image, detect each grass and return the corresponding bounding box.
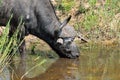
[0,16,19,74]
[55,0,120,41]
[0,18,18,80]
[79,0,119,40]
[56,0,75,13]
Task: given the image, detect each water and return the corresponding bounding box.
[0,43,120,80]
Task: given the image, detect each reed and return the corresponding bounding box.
[0,15,21,74]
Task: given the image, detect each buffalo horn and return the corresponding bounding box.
[59,15,71,30]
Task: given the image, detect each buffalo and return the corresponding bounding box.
[0,0,87,59]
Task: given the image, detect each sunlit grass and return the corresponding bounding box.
[0,15,25,80]
[80,0,119,40]
[56,0,75,12]
[56,0,120,40]
[0,17,18,73]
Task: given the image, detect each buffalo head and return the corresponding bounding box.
[50,15,87,59]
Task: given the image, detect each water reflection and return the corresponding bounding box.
[1,43,120,80]
[8,58,80,80]
[79,43,120,80]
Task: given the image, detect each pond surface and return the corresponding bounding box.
[0,43,120,80]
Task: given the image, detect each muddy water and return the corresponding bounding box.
[0,43,120,80]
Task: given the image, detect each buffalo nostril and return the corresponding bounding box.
[76,55,79,57]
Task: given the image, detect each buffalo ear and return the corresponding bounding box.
[59,15,71,30]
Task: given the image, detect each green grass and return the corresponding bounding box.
[0,18,17,73]
[55,0,119,40]
[82,0,118,30]
[56,0,75,12]
[76,0,119,40]
[83,11,99,31]
[61,0,75,12]
[0,15,21,74]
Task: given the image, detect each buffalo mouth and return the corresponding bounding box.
[54,42,80,59]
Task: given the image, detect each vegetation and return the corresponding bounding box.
[54,0,120,42]
[0,16,19,74]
